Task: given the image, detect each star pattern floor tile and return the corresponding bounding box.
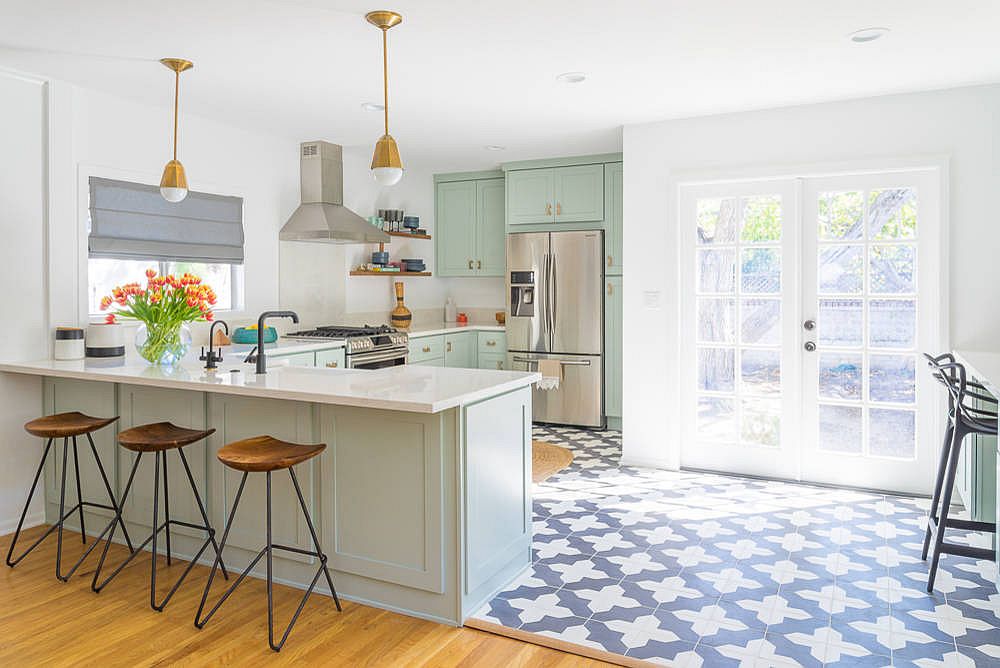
[470,426,1000,666]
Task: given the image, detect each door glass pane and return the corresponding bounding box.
[698,397,736,442]
[698,348,735,392]
[869,409,916,458]
[698,298,735,343]
[697,199,737,244]
[697,249,736,293]
[869,299,916,349]
[741,195,782,243]
[819,191,863,240]
[741,248,781,293]
[819,353,862,400]
[818,299,862,347]
[819,246,864,294]
[818,405,862,454]
[869,354,916,404]
[742,398,780,447]
[741,350,780,396]
[870,244,916,294]
[870,188,917,240]
[741,299,780,345]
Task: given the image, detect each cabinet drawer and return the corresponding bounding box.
[477,331,507,354]
[409,335,445,363]
[269,351,315,367]
[315,348,346,369]
[477,352,506,371]
[410,357,445,367]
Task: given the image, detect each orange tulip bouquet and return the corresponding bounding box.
[100,269,216,366]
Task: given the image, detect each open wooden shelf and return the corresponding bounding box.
[386,231,431,240]
[350,270,432,277]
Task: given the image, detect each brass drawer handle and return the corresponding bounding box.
[496,361,503,370]
[476,260,482,270]
[607,282,613,295]
[468,259,474,270]
[556,202,562,216]
[325,362,338,368]
[447,342,452,352]
[607,254,612,267]
[486,340,496,347]
[545,203,552,216]
[422,346,431,353]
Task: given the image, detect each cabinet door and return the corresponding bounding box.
[436,181,479,276]
[507,169,554,225]
[410,357,445,367]
[409,335,445,363]
[605,162,623,275]
[476,178,506,276]
[270,351,315,367]
[445,332,476,368]
[605,276,623,420]
[478,352,506,370]
[316,347,346,369]
[553,164,605,223]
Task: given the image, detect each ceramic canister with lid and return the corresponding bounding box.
[85,323,126,358]
[53,327,85,360]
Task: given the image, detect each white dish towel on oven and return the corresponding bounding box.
[537,359,562,390]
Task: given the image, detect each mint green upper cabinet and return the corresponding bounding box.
[605,276,623,422]
[507,169,555,225]
[436,180,479,277]
[477,179,506,276]
[605,162,623,275]
[554,164,604,223]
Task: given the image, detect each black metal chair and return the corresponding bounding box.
[194,435,341,652]
[922,353,998,592]
[6,412,133,581]
[91,422,229,611]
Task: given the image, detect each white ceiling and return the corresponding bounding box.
[2,0,999,170]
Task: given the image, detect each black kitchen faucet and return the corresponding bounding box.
[253,311,299,374]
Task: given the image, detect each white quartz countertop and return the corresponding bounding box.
[0,358,540,414]
[407,323,505,337]
[953,350,1000,397]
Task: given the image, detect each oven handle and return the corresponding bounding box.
[512,356,591,367]
[348,349,409,367]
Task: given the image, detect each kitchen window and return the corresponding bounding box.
[86,177,245,316]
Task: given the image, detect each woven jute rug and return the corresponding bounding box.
[532,440,574,483]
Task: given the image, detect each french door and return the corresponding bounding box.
[679,169,941,494]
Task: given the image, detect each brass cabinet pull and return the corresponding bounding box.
[607,254,613,267]
[556,202,562,216]
[476,260,482,270]
[325,362,338,368]
[545,203,552,216]
[468,259,474,270]
[446,342,452,353]
[486,340,496,347]
[607,282,613,295]
[422,346,431,353]
[496,361,503,370]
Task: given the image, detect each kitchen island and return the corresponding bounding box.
[0,358,540,625]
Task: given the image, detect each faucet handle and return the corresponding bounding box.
[198,346,208,362]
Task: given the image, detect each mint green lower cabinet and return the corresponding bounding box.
[478,331,506,355]
[118,384,208,536]
[445,332,476,368]
[315,347,346,369]
[956,389,997,526]
[605,276,623,430]
[270,351,315,367]
[411,358,445,367]
[409,335,445,363]
[43,378,118,529]
[478,352,506,370]
[207,394,318,563]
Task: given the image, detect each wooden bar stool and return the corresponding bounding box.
[922,353,998,592]
[6,412,133,581]
[91,422,229,611]
[195,435,341,652]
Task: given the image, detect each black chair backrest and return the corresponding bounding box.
[924,352,997,432]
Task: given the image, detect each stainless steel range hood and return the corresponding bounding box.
[279,141,389,244]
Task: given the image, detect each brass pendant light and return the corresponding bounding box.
[366,10,403,186]
[159,58,193,202]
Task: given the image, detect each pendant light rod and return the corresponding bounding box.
[365,11,403,186]
[158,58,193,203]
[160,58,193,159]
[382,27,389,136]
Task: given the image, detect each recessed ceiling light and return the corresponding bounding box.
[555,71,587,84]
[485,145,505,151]
[361,102,385,112]
[849,27,890,43]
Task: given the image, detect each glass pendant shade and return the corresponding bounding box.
[159,158,188,202]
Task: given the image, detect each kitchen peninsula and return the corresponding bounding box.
[0,358,540,625]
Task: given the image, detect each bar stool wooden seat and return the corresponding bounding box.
[922,353,998,592]
[6,412,133,581]
[91,422,229,611]
[195,435,340,652]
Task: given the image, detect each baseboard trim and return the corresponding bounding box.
[465,618,654,667]
[618,456,676,470]
[0,512,44,537]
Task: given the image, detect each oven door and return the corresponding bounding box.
[348,348,408,370]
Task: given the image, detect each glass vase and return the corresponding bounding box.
[134,322,192,366]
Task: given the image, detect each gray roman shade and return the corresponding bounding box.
[88,177,245,263]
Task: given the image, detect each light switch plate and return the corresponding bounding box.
[643,290,661,309]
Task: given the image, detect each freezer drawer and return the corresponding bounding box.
[508,352,604,428]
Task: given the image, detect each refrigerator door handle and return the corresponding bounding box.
[543,252,552,348]
[549,253,557,340]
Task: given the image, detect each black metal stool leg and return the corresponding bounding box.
[85,432,133,552]
[290,467,340,611]
[928,424,966,592]
[5,438,54,567]
[71,437,86,544]
[92,453,143,592]
[55,438,70,581]
[150,451,162,610]
[162,452,172,566]
[177,448,229,580]
[266,471,276,651]
[923,419,955,560]
[195,472,250,628]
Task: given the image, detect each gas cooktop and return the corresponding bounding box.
[285,324,396,340]
[284,324,408,355]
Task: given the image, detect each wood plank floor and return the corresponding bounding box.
[0,526,612,667]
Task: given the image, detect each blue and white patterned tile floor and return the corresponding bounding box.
[471,426,1000,667]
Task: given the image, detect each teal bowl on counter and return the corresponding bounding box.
[232,326,277,344]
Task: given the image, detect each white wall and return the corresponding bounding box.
[621,84,1000,470]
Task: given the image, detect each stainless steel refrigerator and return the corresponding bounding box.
[506,230,604,428]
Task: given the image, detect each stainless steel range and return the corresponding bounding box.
[284,325,409,369]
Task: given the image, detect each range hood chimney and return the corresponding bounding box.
[279,141,389,244]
